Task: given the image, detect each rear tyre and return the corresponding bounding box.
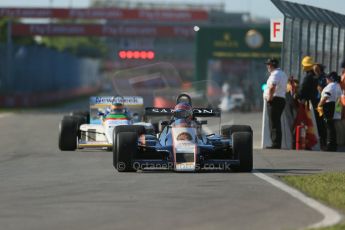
[113,125,145,172]
[231,132,253,172]
[221,125,252,137]
[59,116,79,151]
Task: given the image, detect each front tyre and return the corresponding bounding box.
[58,117,79,151]
[113,125,145,172]
[113,132,137,172]
[231,132,253,172]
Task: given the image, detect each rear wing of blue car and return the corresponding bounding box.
[145,107,221,117]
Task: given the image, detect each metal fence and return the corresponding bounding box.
[0,44,100,94]
[272,0,345,80]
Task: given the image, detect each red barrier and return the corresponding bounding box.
[293,103,318,149]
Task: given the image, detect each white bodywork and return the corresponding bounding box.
[171,127,197,171]
[76,95,151,149]
[78,121,153,149]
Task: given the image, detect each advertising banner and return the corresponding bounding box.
[12,24,195,38]
[0,7,208,21]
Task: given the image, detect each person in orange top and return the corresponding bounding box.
[340,61,345,120]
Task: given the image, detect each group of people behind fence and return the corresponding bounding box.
[263,56,345,151]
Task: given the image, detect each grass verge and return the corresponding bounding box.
[307,225,345,230]
[281,172,345,230]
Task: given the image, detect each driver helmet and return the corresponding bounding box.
[173,102,193,120]
[173,118,191,127]
[111,102,126,114]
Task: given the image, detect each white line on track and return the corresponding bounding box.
[252,170,342,228]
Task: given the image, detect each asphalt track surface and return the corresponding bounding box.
[0,104,344,230]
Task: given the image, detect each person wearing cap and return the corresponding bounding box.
[297,56,326,149]
[317,72,342,151]
[297,56,319,107]
[264,58,288,149]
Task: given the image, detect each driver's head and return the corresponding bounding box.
[173,118,191,127]
[173,102,192,120]
[111,102,125,114]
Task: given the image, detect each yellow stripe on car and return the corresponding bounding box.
[79,143,112,148]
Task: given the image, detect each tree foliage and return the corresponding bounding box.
[40,19,108,58]
[0,17,36,45]
[41,36,108,58]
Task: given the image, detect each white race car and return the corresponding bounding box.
[58,96,154,151]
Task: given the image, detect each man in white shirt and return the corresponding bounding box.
[264,58,288,149]
[317,72,342,151]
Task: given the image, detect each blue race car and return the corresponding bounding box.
[113,93,253,172]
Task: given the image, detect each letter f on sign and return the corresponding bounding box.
[273,22,280,38]
[270,18,284,42]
